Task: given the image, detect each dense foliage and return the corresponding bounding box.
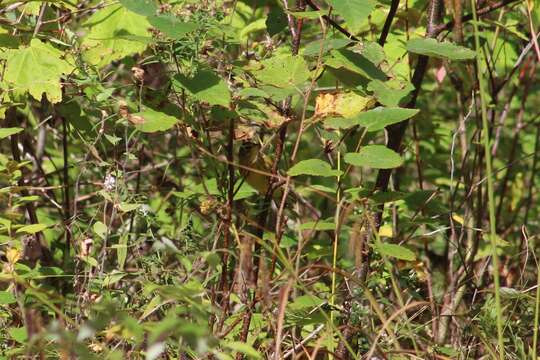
[0,0,539,358]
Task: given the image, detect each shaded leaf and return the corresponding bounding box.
[148,15,198,39]
[223,342,262,359]
[173,69,231,107]
[406,38,476,60]
[266,6,288,36]
[368,79,414,107]
[326,49,386,80]
[119,0,157,16]
[375,243,416,261]
[344,145,403,169]
[326,0,376,31]
[303,37,352,57]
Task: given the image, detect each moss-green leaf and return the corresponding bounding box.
[81,4,151,68]
[173,69,231,107]
[3,39,74,103]
[406,38,476,60]
[375,243,416,261]
[255,54,310,88]
[288,159,342,177]
[344,145,403,169]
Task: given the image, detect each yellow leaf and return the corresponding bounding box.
[314,92,375,118]
[378,225,393,237]
[6,248,21,265]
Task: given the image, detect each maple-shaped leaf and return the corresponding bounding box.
[3,39,74,103]
[81,4,151,68]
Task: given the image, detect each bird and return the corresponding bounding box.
[238,140,274,196]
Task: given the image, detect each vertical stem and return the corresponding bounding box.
[62,116,71,266]
[330,142,341,335]
[470,0,504,357]
[533,251,540,360]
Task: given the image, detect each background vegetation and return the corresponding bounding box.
[0,0,539,358]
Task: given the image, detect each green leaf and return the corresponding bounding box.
[119,0,157,16]
[303,37,352,57]
[255,54,310,88]
[8,327,27,343]
[82,4,151,67]
[222,341,262,359]
[287,10,326,19]
[173,69,231,107]
[118,203,140,212]
[0,291,16,305]
[0,128,23,140]
[299,221,335,231]
[375,243,416,261]
[240,18,267,40]
[344,145,403,169]
[406,38,476,60]
[93,221,107,240]
[148,15,198,39]
[16,223,48,234]
[354,107,419,132]
[326,49,386,80]
[266,6,288,36]
[3,39,74,103]
[132,108,179,133]
[288,159,342,177]
[367,79,414,107]
[326,0,376,32]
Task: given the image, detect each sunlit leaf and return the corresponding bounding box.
[255,54,310,88]
[288,159,342,177]
[3,39,74,103]
[131,108,179,133]
[81,4,151,67]
[355,107,419,132]
[16,223,48,234]
[0,128,23,139]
